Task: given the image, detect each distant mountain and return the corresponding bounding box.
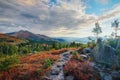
[53,38,66,42]
[7,30,65,42]
[0,33,25,43]
[55,37,97,43]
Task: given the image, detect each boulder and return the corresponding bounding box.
[100,72,112,80]
[116,39,120,49]
[92,38,119,67]
[111,70,120,79]
[82,48,92,54]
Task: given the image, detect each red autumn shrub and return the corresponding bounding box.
[64,59,100,80]
[0,49,69,80]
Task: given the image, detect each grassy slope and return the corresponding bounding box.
[0,33,25,44]
[0,48,71,80]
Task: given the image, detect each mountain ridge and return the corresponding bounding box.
[6,30,65,42]
[0,33,25,43]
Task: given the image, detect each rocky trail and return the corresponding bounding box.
[49,50,73,80]
[42,42,120,80]
[42,50,74,80]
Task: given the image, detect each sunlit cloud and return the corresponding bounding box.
[95,0,109,4]
[0,0,120,37]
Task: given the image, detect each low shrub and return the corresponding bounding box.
[36,68,42,73]
[72,51,78,56]
[64,59,100,80]
[0,54,18,71]
[43,58,52,69]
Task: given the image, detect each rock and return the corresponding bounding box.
[48,51,73,80]
[80,54,89,61]
[51,66,60,75]
[50,69,64,80]
[92,38,119,67]
[82,48,92,54]
[116,39,120,49]
[56,63,63,68]
[41,76,52,80]
[66,76,74,80]
[111,70,120,79]
[58,59,65,62]
[63,53,69,57]
[63,56,71,60]
[103,74,112,80]
[100,72,112,80]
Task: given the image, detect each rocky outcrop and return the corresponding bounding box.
[100,72,112,80]
[92,38,119,67]
[116,39,120,49]
[82,48,92,54]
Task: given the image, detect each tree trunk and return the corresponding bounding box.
[115,28,117,38]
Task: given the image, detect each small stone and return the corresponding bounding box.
[41,76,51,80]
[51,67,60,75]
[58,59,65,62]
[66,76,74,80]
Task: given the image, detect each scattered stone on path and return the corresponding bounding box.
[41,76,52,80]
[50,66,61,75]
[65,76,74,80]
[48,50,73,80]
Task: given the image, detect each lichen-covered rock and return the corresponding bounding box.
[116,39,120,49]
[100,72,112,80]
[92,38,119,67]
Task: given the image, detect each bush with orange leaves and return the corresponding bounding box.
[50,48,68,55]
[0,49,68,80]
[64,59,100,80]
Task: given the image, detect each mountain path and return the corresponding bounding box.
[45,50,74,80]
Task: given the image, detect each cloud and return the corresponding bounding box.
[95,0,109,4]
[15,0,37,6]
[0,0,120,37]
[99,4,120,21]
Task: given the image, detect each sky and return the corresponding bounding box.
[0,0,120,38]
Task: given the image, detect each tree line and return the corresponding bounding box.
[0,41,83,56]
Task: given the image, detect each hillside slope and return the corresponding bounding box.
[0,33,25,44]
[7,30,65,43]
